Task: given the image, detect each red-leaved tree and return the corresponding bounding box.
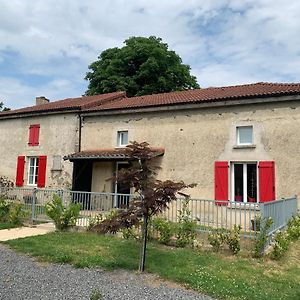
[93,141,195,271]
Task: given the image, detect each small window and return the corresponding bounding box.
[28,157,39,185]
[117,131,128,147]
[237,126,253,145]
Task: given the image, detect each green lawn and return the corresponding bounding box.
[0,222,19,230]
[3,232,300,300]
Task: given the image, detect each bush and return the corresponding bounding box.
[175,199,197,248]
[271,230,290,260]
[287,214,300,240]
[0,199,10,222]
[152,218,174,245]
[88,213,104,230]
[226,225,241,255]
[0,199,27,226]
[208,230,227,252]
[253,217,273,258]
[45,194,80,231]
[208,226,241,254]
[270,214,300,260]
[8,202,28,226]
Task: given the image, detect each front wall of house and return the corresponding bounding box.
[81,100,300,203]
[0,113,79,188]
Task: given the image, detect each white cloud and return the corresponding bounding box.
[0,0,299,108]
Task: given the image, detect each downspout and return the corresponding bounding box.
[72,113,82,191]
[78,113,82,152]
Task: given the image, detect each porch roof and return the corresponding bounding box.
[64,147,165,161]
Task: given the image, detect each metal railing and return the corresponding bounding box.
[161,198,261,237]
[261,197,298,236]
[0,187,134,226]
[0,187,297,238]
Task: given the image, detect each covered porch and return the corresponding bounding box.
[64,147,165,208]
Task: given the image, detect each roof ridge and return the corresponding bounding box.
[81,92,126,110]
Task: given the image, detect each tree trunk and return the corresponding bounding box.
[139,213,148,272]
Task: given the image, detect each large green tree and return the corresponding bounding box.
[85,36,200,97]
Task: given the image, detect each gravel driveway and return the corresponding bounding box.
[0,244,213,300]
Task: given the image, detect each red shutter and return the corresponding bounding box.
[28,124,40,146]
[37,156,47,187]
[259,161,275,202]
[215,161,229,205]
[16,156,25,187]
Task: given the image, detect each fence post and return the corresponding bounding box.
[31,188,37,223]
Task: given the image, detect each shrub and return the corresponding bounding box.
[253,217,273,258]
[45,194,80,231]
[271,230,290,260]
[152,218,174,245]
[226,225,241,255]
[0,199,10,222]
[270,214,300,260]
[8,202,28,226]
[287,214,300,240]
[208,230,227,252]
[175,199,197,248]
[88,213,104,230]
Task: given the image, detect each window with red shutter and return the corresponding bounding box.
[16,156,25,187]
[28,124,40,146]
[215,161,229,205]
[37,156,47,187]
[259,161,275,202]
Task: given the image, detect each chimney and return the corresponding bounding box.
[36,96,50,106]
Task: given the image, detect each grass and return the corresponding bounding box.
[0,222,19,230]
[3,232,300,300]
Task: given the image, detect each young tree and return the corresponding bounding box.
[92,141,195,271]
[85,36,200,97]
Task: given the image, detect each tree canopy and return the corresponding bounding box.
[85,36,200,97]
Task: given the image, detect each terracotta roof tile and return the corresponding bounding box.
[0,91,126,117]
[86,82,300,112]
[64,147,165,160]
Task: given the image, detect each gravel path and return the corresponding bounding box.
[0,244,213,300]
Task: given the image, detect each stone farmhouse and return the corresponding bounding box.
[1,82,300,206]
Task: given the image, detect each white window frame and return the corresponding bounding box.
[236,126,253,146]
[230,162,259,203]
[27,157,39,186]
[117,131,128,147]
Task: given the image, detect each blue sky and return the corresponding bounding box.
[1,0,300,109]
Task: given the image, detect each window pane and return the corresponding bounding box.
[247,164,257,202]
[28,157,39,185]
[238,126,253,144]
[234,164,243,201]
[118,131,128,146]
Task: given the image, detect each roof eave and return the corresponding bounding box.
[81,94,300,117]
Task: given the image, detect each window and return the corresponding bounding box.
[236,126,253,145]
[15,156,47,187]
[117,131,128,147]
[215,160,276,204]
[231,163,257,203]
[28,157,39,185]
[28,124,40,146]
